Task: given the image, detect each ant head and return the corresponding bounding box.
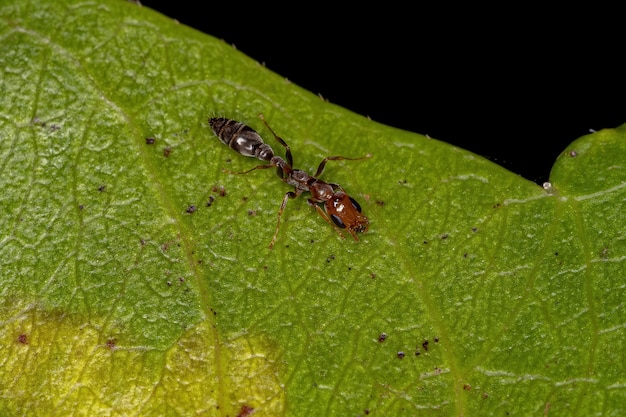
[326,193,369,236]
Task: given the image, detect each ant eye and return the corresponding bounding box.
[330,214,346,228]
[349,197,362,213]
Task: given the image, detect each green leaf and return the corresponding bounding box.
[1,1,624,416]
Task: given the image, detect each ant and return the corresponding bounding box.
[209,114,370,248]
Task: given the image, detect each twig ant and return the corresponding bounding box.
[209,115,370,248]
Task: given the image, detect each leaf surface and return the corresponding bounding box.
[1,1,624,416]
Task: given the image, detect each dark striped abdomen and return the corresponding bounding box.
[209,117,274,161]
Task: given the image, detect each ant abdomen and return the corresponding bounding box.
[209,117,274,161]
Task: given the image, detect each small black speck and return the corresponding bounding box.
[378,333,387,343]
[145,137,156,144]
[397,351,405,359]
[207,195,215,207]
[98,185,106,192]
[212,185,226,197]
[186,205,197,214]
[163,147,172,157]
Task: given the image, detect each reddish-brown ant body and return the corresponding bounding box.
[209,115,369,248]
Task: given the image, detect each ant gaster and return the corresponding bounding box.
[209,115,370,248]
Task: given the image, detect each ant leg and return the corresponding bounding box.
[259,114,294,167]
[313,154,372,178]
[223,163,275,175]
[269,190,300,249]
[307,199,346,240]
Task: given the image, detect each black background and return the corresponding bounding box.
[139,2,623,185]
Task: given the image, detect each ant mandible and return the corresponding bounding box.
[209,114,370,248]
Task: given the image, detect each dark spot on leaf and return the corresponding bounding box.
[463,384,471,391]
[569,150,577,157]
[167,281,172,286]
[106,338,117,350]
[98,185,106,192]
[207,196,215,207]
[237,405,254,417]
[441,234,448,239]
[179,277,185,283]
[397,351,405,359]
[434,336,439,343]
[248,209,257,216]
[415,349,420,356]
[140,239,146,246]
[423,240,428,244]
[472,227,478,232]
[212,185,226,197]
[378,333,387,343]
[375,200,385,206]
[554,251,559,256]
[163,147,172,157]
[463,253,468,258]
[370,273,377,279]
[186,205,197,214]
[17,334,28,345]
[326,255,335,263]
[599,247,609,259]
[422,340,429,351]
[398,179,407,185]
[482,392,489,399]
[434,367,442,375]
[145,137,156,144]
[493,203,501,208]
[79,204,84,210]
